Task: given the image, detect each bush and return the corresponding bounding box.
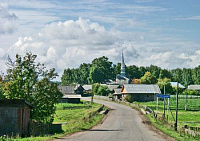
[125,94,132,102]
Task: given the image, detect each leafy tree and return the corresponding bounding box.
[3,53,63,123]
[92,83,100,95]
[182,89,199,95]
[61,68,73,85]
[92,83,110,96]
[140,71,157,84]
[126,65,140,79]
[97,85,110,96]
[159,69,172,79]
[78,63,91,84]
[171,68,183,83]
[157,78,173,94]
[88,56,114,83]
[139,66,147,78]
[113,63,121,76]
[146,65,161,78]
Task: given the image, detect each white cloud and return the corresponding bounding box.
[6,18,200,80]
[0,3,18,34]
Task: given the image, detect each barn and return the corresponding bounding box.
[0,99,32,136]
[121,84,161,102]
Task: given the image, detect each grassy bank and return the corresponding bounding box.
[133,98,200,141]
[6,101,106,141]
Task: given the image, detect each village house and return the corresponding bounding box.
[58,85,84,103]
[121,84,161,102]
[0,99,32,137]
[188,85,200,93]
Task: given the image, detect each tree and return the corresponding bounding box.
[61,68,73,85]
[92,83,110,96]
[157,78,173,94]
[126,65,140,79]
[3,53,63,123]
[88,56,114,83]
[78,63,91,84]
[140,71,157,84]
[97,85,110,96]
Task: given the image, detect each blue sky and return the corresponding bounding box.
[0,0,200,79]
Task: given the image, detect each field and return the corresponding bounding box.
[7,101,106,141]
[133,96,200,141]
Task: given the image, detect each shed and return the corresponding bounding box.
[82,85,92,92]
[121,84,161,102]
[188,85,200,93]
[58,85,83,103]
[58,95,82,103]
[0,99,32,136]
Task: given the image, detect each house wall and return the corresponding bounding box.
[59,98,80,103]
[0,107,18,136]
[131,93,155,102]
[0,107,30,136]
[122,93,155,102]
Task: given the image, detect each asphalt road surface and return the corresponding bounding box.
[53,98,174,141]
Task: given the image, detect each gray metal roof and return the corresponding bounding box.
[188,85,200,90]
[62,95,81,98]
[113,88,122,95]
[58,86,75,94]
[122,84,161,94]
[170,82,185,88]
[82,85,92,91]
[107,85,120,91]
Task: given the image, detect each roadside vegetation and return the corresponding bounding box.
[2,101,106,141]
[134,96,200,141]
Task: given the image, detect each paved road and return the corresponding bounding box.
[54,98,173,141]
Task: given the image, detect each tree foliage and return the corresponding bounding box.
[157,78,173,94]
[141,71,157,84]
[3,53,63,123]
[92,83,110,96]
[61,56,200,87]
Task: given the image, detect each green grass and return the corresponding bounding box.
[133,97,200,141]
[8,102,106,141]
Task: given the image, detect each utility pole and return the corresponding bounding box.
[163,85,165,118]
[174,82,179,131]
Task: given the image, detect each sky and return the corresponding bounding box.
[0,0,200,80]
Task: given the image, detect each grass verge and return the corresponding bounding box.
[5,101,107,141]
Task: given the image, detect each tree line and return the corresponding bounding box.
[61,56,200,87]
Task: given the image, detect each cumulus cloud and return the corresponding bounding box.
[7,18,200,80]
[0,3,18,34]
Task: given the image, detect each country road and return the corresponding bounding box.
[53,97,174,141]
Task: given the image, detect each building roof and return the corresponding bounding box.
[62,95,82,99]
[170,82,185,88]
[121,84,161,94]
[107,85,120,91]
[188,85,200,90]
[82,85,92,91]
[113,88,122,95]
[0,99,33,108]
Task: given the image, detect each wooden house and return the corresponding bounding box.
[58,85,83,103]
[121,84,161,102]
[0,99,32,136]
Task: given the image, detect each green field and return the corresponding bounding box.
[133,96,200,141]
[6,101,106,141]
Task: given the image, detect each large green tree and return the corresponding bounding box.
[3,53,63,123]
[88,56,114,83]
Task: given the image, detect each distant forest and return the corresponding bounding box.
[61,56,200,87]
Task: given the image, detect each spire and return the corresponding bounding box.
[121,50,125,77]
